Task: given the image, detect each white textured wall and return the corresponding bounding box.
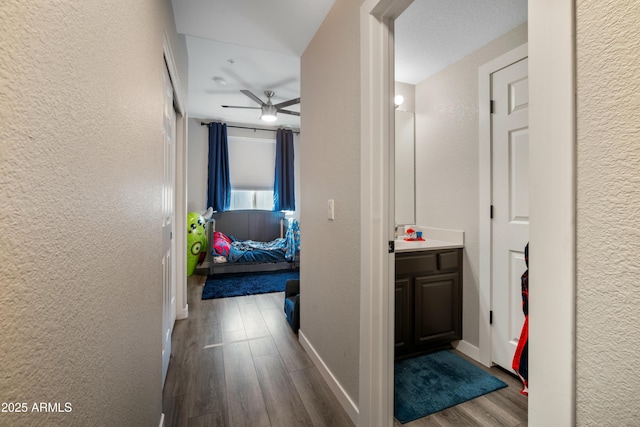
[576,0,640,424]
[187,118,210,213]
[0,1,186,425]
[394,81,416,113]
[414,24,527,347]
[300,0,361,405]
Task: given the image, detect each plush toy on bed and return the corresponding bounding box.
[186,208,213,276]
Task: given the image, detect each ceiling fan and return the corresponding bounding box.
[222,90,300,122]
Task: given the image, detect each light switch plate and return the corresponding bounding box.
[328,199,335,220]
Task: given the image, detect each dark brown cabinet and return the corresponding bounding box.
[394,248,462,358]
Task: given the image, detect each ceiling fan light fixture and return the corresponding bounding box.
[261,104,277,122]
[224,89,299,121]
[213,77,227,86]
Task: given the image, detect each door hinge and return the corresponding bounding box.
[170,231,173,240]
[490,205,494,219]
[490,310,493,325]
[490,100,495,114]
[388,240,395,254]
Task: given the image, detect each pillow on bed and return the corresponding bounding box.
[214,231,231,243]
[213,231,231,257]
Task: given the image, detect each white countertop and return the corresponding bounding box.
[395,226,464,253]
[395,238,463,252]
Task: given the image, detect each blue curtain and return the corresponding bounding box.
[207,122,231,212]
[273,129,295,211]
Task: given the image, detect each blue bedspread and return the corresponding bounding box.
[217,218,300,264]
[284,218,300,261]
[227,238,288,264]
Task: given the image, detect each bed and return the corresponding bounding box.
[209,210,300,275]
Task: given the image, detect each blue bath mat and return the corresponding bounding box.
[394,350,507,423]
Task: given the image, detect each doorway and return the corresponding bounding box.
[391,3,529,424]
[360,1,576,426]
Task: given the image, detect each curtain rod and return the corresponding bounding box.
[200,122,300,135]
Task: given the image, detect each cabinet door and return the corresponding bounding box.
[414,273,461,347]
[394,278,412,355]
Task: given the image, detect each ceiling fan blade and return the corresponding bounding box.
[240,90,265,106]
[274,97,300,109]
[277,109,300,117]
[221,105,261,109]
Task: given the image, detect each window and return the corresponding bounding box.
[229,190,274,210]
[226,135,276,211]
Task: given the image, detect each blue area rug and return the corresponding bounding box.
[202,270,300,299]
[394,350,507,423]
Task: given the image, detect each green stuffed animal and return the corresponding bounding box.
[186,209,210,276]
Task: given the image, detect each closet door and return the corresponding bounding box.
[491,57,529,372]
[162,64,177,386]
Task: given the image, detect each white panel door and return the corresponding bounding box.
[491,57,529,372]
[162,64,177,386]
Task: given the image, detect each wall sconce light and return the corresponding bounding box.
[394,94,404,109]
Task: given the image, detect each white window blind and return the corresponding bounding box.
[229,190,274,210]
[228,136,276,191]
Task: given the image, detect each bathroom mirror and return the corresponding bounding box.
[395,109,415,225]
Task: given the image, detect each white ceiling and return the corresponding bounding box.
[172,0,335,128]
[395,0,528,84]
[171,0,527,127]
[184,36,303,128]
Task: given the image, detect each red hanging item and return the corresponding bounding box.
[512,243,529,396]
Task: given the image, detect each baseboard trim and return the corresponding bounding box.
[298,330,359,425]
[452,340,481,363]
[159,412,165,427]
[176,304,188,320]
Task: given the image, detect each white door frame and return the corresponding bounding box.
[527,2,576,425]
[478,43,529,368]
[359,1,575,425]
[163,32,188,321]
[359,0,412,425]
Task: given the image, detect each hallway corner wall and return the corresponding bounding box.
[0,1,187,425]
[300,0,362,410]
[575,0,640,423]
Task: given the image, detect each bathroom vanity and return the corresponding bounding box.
[394,228,463,359]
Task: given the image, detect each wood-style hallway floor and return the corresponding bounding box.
[163,275,528,426]
[162,275,354,427]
